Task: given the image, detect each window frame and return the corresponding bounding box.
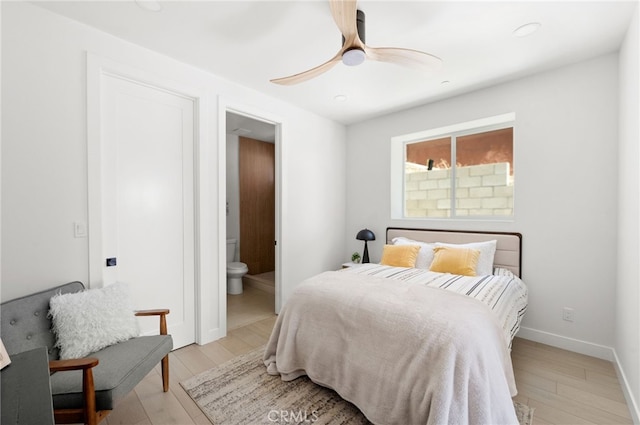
[390,113,515,221]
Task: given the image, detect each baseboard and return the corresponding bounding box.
[516,326,614,361]
[518,327,640,422]
[198,326,224,345]
[612,349,640,424]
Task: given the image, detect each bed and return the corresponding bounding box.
[264,227,528,425]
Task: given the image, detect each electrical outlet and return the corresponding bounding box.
[562,307,574,322]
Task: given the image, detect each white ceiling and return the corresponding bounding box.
[227,111,276,142]
[32,0,637,125]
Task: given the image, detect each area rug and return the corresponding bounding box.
[181,346,534,425]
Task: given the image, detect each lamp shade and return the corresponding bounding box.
[356,229,375,264]
[356,229,375,241]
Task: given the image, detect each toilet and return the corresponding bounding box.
[226,238,248,295]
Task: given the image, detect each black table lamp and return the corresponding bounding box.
[356,229,376,263]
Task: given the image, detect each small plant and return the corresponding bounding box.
[351,252,361,263]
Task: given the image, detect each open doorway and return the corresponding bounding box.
[225,111,278,330]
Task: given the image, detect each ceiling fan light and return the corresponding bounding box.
[342,49,366,66]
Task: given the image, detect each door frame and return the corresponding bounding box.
[218,97,283,336]
[87,53,208,343]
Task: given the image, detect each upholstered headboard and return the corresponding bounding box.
[386,227,522,277]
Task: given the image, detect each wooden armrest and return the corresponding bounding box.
[49,357,99,425]
[135,309,170,316]
[135,309,170,335]
[49,357,99,372]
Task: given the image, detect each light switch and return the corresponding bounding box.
[74,222,87,238]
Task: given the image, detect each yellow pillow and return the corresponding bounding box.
[429,246,480,276]
[380,244,421,268]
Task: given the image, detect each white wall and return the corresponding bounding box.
[346,54,619,353]
[1,2,347,340]
[226,133,240,259]
[616,4,640,420]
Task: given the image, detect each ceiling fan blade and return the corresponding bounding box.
[365,46,442,70]
[329,0,359,44]
[271,52,342,85]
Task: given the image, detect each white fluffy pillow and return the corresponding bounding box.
[392,237,436,269]
[435,240,497,275]
[49,282,140,359]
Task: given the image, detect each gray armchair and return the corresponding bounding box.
[1,282,173,425]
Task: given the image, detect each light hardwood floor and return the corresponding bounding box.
[511,338,633,424]
[104,290,633,425]
[226,284,275,330]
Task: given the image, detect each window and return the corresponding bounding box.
[391,113,515,219]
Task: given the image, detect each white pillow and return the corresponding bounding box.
[49,282,140,359]
[435,240,497,276]
[392,237,436,269]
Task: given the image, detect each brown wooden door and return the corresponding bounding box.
[239,136,275,275]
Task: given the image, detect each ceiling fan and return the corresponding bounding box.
[270,0,442,85]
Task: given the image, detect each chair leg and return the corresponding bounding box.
[83,368,97,425]
[161,354,169,392]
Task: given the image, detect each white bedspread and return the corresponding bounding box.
[264,270,519,425]
[342,264,528,348]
